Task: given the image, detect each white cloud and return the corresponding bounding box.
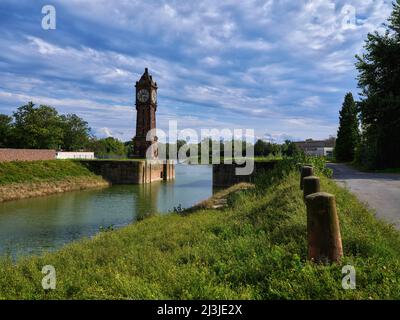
[200,56,221,67]
[300,96,322,109]
[0,0,394,141]
[97,127,113,138]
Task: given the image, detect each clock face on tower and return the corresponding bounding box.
[151,90,157,103]
[137,89,149,103]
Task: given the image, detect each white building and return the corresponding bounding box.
[56,152,95,160]
[306,147,334,157]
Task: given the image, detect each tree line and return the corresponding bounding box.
[0,102,128,158]
[158,138,299,160]
[0,102,300,160]
[335,1,400,169]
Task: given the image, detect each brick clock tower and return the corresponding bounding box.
[133,68,158,158]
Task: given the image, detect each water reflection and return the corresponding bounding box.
[0,164,212,258]
[135,181,161,220]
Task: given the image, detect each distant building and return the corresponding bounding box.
[56,152,95,160]
[294,138,335,157]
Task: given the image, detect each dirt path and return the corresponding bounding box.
[327,163,400,228]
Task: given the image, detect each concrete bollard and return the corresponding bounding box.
[300,166,314,190]
[303,176,320,201]
[305,192,343,263]
[297,163,312,173]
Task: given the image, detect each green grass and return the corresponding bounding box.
[1,158,400,299]
[0,160,100,185]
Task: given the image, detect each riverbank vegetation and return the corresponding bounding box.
[1,156,400,299]
[0,160,108,202]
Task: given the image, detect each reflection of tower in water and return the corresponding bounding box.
[135,181,161,221]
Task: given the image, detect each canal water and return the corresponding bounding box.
[0,164,213,258]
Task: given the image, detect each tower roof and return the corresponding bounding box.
[138,68,157,86]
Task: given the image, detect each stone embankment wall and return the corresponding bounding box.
[79,160,175,184]
[213,161,278,188]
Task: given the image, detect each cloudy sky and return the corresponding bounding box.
[0,0,394,142]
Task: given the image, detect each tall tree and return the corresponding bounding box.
[282,140,299,157]
[87,137,127,158]
[334,93,360,162]
[59,114,91,151]
[254,139,269,157]
[12,102,64,149]
[0,114,13,147]
[355,0,400,168]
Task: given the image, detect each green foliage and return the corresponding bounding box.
[254,140,282,157]
[375,168,400,174]
[99,225,115,233]
[253,139,299,158]
[0,114,13,147]
[87,137,127,158]
[156,140,187,160]
[0,160,99,185]
[172,204,185,214]
[12,102,64,149]
[1,102,92,151]
[1,162,400,299]
[354,133,378,170]
[355,1,400,169]
[124,140,135,158]
[158,139,297,162]
[281,140,300,157]
[334,93,360,162]
[255,139,270,157]
[255,153,332,190]
[59,114,91,151]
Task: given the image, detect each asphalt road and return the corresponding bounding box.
[327,163,400,228]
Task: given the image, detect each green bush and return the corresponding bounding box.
[255,154,332,190]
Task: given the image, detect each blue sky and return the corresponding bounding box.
[0,0,394,142]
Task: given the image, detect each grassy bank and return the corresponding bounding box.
[1,157,400,299]
[0,160,109,202]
